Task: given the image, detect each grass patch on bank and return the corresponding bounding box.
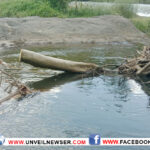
[131,17,150,36]
[90,0,150,4]
[67,6,112,17]
[0,0,137,18]
[0,0,65,17]
[68,3,136,18]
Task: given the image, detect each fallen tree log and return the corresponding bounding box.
[19,49,102,73]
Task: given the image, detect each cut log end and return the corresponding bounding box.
[19,49,23,62]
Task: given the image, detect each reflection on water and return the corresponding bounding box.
[128,80,144,95]
[0,43,150,150]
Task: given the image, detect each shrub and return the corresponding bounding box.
[112,4,136,18]
[0,0,62,17]
[46,0,70,10]
[131,17,150,36]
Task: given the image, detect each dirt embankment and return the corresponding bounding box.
[0,15,149,49]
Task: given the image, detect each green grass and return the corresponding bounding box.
[112,4,136,18]
[68,3,136,18]
[0,0,64,17]
[131,17,150,36]
[0,0,137,18]
[90,0,150,4]
[67,6,112,17]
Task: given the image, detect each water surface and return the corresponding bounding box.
[0,43,150,150]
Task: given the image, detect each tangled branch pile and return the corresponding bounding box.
[0,59,32,104]
[119,46,150,76]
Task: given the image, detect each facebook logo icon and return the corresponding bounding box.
[89,134,100,145]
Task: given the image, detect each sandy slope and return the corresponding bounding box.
[0,15,149,49]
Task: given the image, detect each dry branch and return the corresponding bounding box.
[119,46,150,76]
[0,60,32,104]
[0,91,20,104]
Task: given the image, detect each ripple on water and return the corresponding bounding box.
[0,44,150,150]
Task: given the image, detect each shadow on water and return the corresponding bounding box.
[29,67,118,91]
[30,73,83,90]
[30,70,149,96]
[29,72,100,91]
[29,70,150,111]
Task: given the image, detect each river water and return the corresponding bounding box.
[70,1,150,17]
[0,43,150,150]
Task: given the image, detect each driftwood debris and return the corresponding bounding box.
[0,59,32,104]
[1,46,149,104]
[19,49,102,74]
[119,46,150,76]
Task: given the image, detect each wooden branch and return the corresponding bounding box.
[19,49,100,73]
[0,59,10,67]
[0,69,32,93]
[0,85,32,104]
[144,81,150,84]
[119,46,150,76]
[0,62,32,104]
[0,69,19,87]
[0,90,20,104]
[136,62,150,75]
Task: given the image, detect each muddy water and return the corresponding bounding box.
[0,43,150,150]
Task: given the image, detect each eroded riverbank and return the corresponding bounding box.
[0,15,149,50]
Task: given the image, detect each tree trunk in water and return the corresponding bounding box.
[19,49,101,73]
